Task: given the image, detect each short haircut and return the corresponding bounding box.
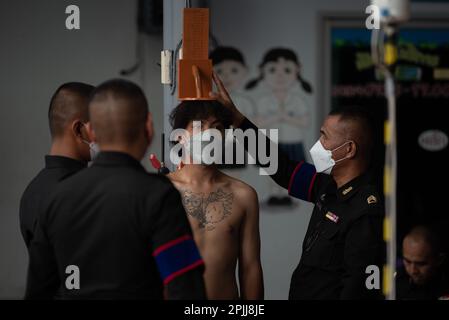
[89,79,148,145]
[329,105,374,164]
[48,82,95,139]
[210,46,246,66]
[170,100,234,132]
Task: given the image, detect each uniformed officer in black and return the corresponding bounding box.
[211,73,384,299]
[26,79,206,299]
[20,82,95,248]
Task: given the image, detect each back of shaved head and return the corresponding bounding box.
[48,82,95,139]
[404,226,441,256]
[89,79,149,145]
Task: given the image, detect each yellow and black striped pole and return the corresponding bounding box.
[381,28,398,300]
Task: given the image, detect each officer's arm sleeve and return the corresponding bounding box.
[19,196,32,248]
[150,186,206,300]
[340,209,384,300]
[240,117,319,202]
[24,218,60,299]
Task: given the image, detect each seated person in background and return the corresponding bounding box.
[397,225,449,300]
[165,100,263,300]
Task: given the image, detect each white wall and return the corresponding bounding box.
[0,0,163,298]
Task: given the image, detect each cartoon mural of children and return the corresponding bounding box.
[246,48,313,206]
[210,46,256,119]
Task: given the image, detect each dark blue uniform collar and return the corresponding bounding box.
[336,172,371,202]
[45,155,87,169]
[92,151,144,170]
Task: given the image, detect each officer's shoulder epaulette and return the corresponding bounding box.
[352,185,384,219]
[359,184,382,203]
[366,194,378,205]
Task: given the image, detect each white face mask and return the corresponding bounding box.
[80,123,100,161]
[182,130,232,165]
[309,140,351,174]
[83,140,100,161]
[183,131,209,164]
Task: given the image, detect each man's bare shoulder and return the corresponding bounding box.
[166,170,179,182]
[166,171,183,188]
[219,172,258,205]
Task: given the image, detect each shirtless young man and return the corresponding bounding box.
[166,100,263,300]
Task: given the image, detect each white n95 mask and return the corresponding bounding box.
[309,140,351,175]
[88,142,100,160]
[183,131,208,164]
[83,139,100,160]
[183,130,230,165]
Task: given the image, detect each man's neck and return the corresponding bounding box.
[332,164,365,189]
[178,164,220,185]
[50,141,83,162]
[99,144,143,162]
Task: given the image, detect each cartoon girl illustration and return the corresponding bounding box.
[246,48,313,206]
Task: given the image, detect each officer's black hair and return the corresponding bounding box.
[170,100,234,137]
[89,79,149,145]
[328,105,374,167]
[245,47,312,93]
[328,104,373,118]
[48,82,95,139]
[210,46,246,67]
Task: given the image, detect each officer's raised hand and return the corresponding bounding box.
[209,71,245,128]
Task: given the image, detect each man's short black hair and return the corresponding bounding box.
[89,79,149,145]
[329,105,374,165]
[170,100,234,131]
[90,79,148,105]
[48,82,94,138]
[329,105,373,124]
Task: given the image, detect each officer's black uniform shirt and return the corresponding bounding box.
[20,156,87,248]
[240,117,385,300]
[25,152,205,300]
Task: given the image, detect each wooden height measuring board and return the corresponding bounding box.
[178,8,214,100]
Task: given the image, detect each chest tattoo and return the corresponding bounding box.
[180,188,234,231]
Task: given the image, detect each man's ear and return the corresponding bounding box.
[71,120,84,142]
[145,113,154,145]
[347,141,357,159]
[85,122,96,143]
